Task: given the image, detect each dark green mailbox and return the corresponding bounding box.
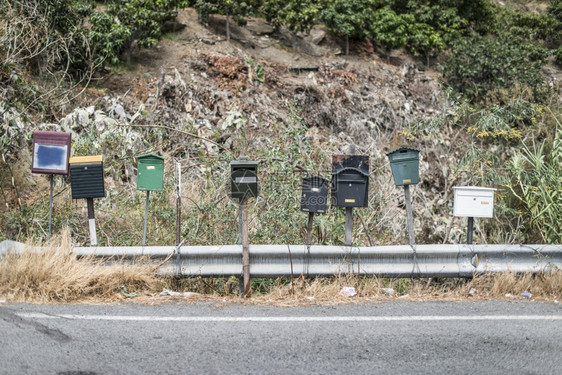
[230,160,258,199]
[387,147,420,186]
[136,153,165,191]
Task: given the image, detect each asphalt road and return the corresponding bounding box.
[1,301,561,374]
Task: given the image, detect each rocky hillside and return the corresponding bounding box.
[1,6,560,246]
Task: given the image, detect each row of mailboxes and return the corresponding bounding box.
[31,131,497,224]
[67,153,167,199]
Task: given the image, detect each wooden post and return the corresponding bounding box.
[404,185,415,246]
[241,197,250,297]
[86,198,97,246]
[48,174,54,238]
[345,207,353,246]
[306,212,314,248]
[467,217,474,245]
[142,191,150,246]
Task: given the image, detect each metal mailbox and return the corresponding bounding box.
[387,147,420,186]
[69,155,105,199]
[230,160,258,199]
[136,153,165,191]
[31,131,71,175]
[301,176,329,213]
[453,186,496,218]
[331,155,369,208]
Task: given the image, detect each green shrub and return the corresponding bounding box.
[443,34,549,103]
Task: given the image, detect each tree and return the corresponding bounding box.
[90,0,178,64]
[407,23,445,66]
[261,0,321,52]
[369,8,414,61]
[320,0,383,55]
[194,0,257,42]
[443,34,548,103]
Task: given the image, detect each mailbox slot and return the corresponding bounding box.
[136,153,165,191]
[230,160,259,199]
[69,156,105,199]
[387,147,420,186]
[301,176,329,213]
[331,155,369,208]
[453,186,496,218]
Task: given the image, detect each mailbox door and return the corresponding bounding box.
[137,160,164,191]
[333,172,368,207]
[70,164,105,199]
[454,188,495,217]
[390,160,419,186]
[231,168,258,199]
[301,177,328,213]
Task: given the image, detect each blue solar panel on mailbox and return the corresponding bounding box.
[31,131,71,175]
[33,144,68,171]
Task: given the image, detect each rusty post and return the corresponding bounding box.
[241,197,250,297]
[306,212,314,248]
[404,185,415,246]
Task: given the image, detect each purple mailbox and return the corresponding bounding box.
[31,131,72,238]
[31,131,72,175]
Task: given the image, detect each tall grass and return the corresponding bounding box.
[0,229,160,303]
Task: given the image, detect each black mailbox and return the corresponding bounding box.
[230,160,258,199]
[69,155,105,199]
[331,155,369,208]
[301,176,329,213]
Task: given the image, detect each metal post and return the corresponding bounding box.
[142,190,150,247]
[404,185,415,246]
[306,212,314,248]
[48,174,54,238]
[467,217,474,245]
[176,162,181,246]
[86,198,97,246]
[345,207,353,246]
[241,197,250,297]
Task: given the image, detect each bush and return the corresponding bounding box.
[443,34,549,103]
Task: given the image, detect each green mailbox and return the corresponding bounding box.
[387,147,420,186]
[136,153,165,191]
[230,160,258,199]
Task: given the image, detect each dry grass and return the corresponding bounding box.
[0,229,162,303]
[1,231,560,305]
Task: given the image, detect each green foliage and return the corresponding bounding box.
[555,46,562,66]
[443,34,549,103]
[261,0,321,34]
[195,0,258,41]
[195,0,254,25]
[320,0,383,54]
[88,11,132,66]
[89,0,178,64]
[369,8,414,57]
[495,7,559,45]
[505,125,562,243]
[406,22,445,66]
[387,0,496,34]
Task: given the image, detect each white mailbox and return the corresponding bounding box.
[453,186,496,218]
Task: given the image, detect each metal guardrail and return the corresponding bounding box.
[1,241,560,278]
